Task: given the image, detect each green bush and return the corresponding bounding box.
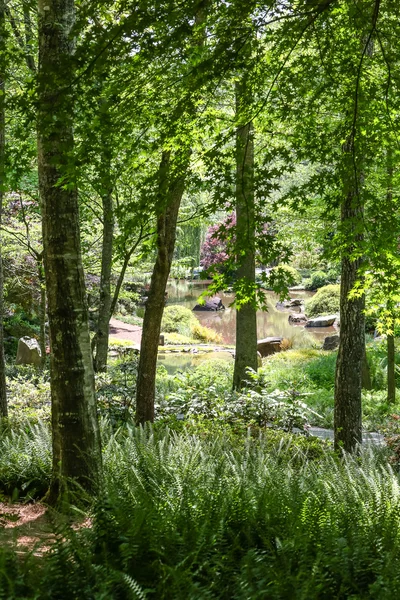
[304,270,330,290]
[161,305,221,342]
[161,305,197,336]
[306,284,340,317]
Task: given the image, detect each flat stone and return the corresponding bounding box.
[305,315,337,328]
[257,337,283,357]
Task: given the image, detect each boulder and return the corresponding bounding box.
[322,334,340,351]
[289,313,308,324]
[193,297,225,312]
[289,298,303,307]
[16,337,42,367]
[257,337,283,357]
[305,315,337,328]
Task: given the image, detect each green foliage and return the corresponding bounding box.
[0,420,51,499]
[305,284,340,317]
[304,270,332,291]
[270,264,302,287]
[161,305,197,336]
[161,305,221,343]
[3,428,400,598]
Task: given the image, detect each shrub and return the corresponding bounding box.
[306,284,340,317]
[161,305,221,343]
[192,321,223,343]
[161,305,197,336]
[304,270,330,290]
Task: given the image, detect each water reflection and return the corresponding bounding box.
[166,280,335,346]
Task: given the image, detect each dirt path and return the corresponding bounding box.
[109,317,142,345]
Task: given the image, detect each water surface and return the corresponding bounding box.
[166,280,336,346]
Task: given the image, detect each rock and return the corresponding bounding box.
[289,298,303,307]
[289,313,308,324]
[305,315,337,328]
[16,337,42,367]
[322,334,340,351]
[257,337,283,357]
[193,297,225,312]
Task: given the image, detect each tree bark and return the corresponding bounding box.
[233,81,258,390]
[38,262,47,368]
[135,151,185,424]
[38,0,101,500]
[334,190,364,452]
[135,6,206,424]
[93,143,114,372]
[387,333,396,403]
[0,0,7,417]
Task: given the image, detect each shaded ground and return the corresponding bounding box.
[109,317,142,345]
[0,502,53,554]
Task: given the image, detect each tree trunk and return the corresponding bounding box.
[387,333,396,404]
[135,7,206,424]
[38,0,101,501]
[109,251,131,318]
[233,81,257,390]
[334,190,364,452]
[38,262,47,368]
[135,151,185,424]
[94,188,114,372]
[0,0,7,417]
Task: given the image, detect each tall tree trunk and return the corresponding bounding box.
[233,81,257,390]
[38,262,47,368]
[387,332,396,403]
[93,175,113,371]
[135,6,206,424]
[38,0,101,500]
[0,0,7,417]
[334,189,365,452]
[135,151,185,424]
[386,149,396,404]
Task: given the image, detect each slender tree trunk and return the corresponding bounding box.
[387,332,396,403]
[94,188,113,372]
[135,152,185,424]
[109,251,132,318]
[38,262,47,368]
[38,0,101,500]
[135,7,206,424]
[93,95,114,372]
[233,81,257,390]
[0,0,7,417]
[334,189,365,452]
[386,150,396,403]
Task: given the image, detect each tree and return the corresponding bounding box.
[233,69,258,389]
[135,3,207,424]
[0,0,7,417]
[37,0,101,500]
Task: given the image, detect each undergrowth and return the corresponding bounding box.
[0,427,399,599]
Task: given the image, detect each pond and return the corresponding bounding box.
[165,280,337,347]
